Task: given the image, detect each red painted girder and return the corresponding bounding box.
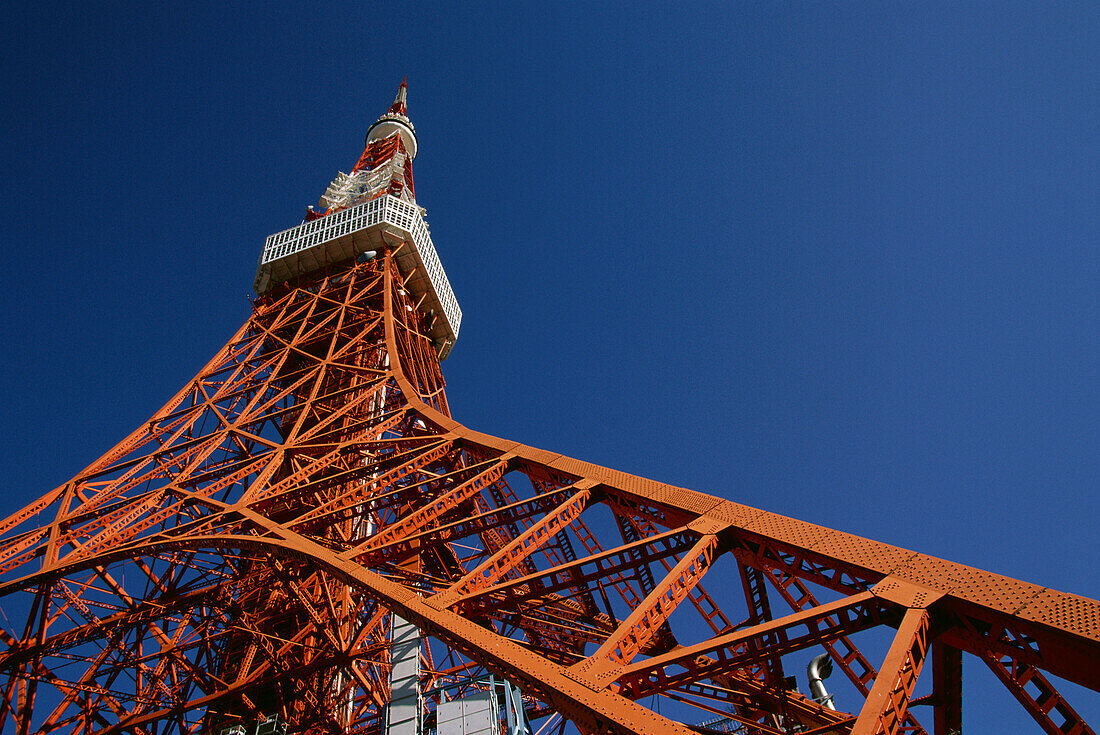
[284,439,455,529]
[762,562,928,735]
[449,528,697,616]
[352,456,512,551]
[432,483,593,606]
[938,606,1100,693]
[664,678,853,732]
[764,564,878,692]
[35,629,129,731]
[221,523,700,735]
[980,650,1096,735]
[90,654,343,735]
[482,591,613,641]
[573,534,719,687]
[247,410,416,506]
[627,513,735,635]
[736,531,1100,694]
[268,564,385,708]
[0,580,222,685]
[363,486,577,569]
[851,607,930,735]
[737,560,784,688]
[731,540,872,599]
[616,591,896,700]
[929,641,960,735]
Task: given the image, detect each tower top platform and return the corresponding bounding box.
[252,82,460,359]
[254,194,460,359]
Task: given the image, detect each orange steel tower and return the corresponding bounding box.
[1,82,1097,735]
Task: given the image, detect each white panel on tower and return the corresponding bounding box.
[436,693,496,735]
[386,615,422,735]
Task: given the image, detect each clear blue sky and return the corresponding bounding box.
[2,2,1097,730]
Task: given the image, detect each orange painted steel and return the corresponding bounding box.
[1,88,1098,735]
[850,605,931,734]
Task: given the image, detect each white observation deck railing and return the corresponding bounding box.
[254,194,461,359]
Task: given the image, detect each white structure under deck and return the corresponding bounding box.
[254,195,461,359]
[386,616,423,735]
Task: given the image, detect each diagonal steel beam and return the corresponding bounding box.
[980,650,1096,735]
[574,534,719,687]
[617,591,894,700]
[432,483,594,607]
[450,528,696,617]
[851,607,930,735]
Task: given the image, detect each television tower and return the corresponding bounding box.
[1,82,1097,735]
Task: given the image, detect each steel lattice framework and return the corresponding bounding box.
[1,84,1097,735]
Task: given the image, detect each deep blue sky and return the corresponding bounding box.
[2,2,1097,729]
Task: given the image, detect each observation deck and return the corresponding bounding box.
[254,194,461,359]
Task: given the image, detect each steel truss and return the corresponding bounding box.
[1,252,1097,735]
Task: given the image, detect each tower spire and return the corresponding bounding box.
[389,76,408,116]
[304,80,420,222]
[365,77,417,159]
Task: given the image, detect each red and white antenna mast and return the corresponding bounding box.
[311,79,419,218]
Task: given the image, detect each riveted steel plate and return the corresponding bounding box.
[893,555,1044,616]
[1016,588,1100,641]
[809,528,916,577]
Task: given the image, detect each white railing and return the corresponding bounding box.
[258,195,461,342]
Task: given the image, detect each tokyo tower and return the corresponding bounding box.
[1,81,1097,735]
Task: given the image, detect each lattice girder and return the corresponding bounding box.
[0,251,1096,735]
